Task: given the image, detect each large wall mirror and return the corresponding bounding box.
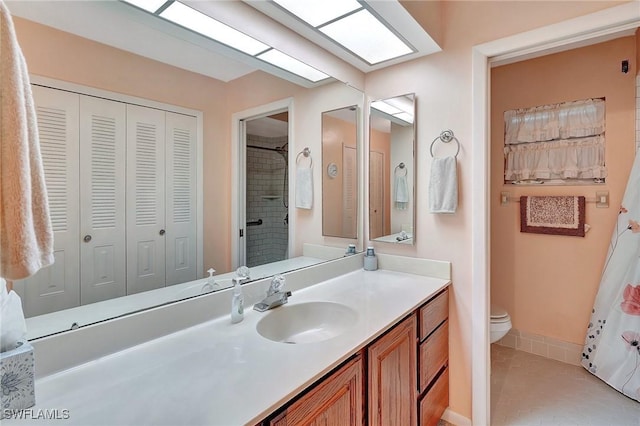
[369,94,416,244]
[7,1,364,340]
[322,106,358,239]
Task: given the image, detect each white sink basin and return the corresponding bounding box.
[256,301,358,344]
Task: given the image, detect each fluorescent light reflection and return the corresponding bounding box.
[273,0,361,27]
[371,100,401,116]
[160,2,269,55]
[121,0,167,13]
[257,50,329,83]
[320,9,412,64]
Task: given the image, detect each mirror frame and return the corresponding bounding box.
[368,93,416,245]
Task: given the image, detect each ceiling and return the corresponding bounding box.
[5,0,441,88]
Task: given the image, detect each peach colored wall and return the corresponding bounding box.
[366,0,631,418]
[322,115,357,237]
[370,129,392,236]
[490,37,637,345]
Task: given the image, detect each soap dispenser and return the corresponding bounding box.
[231,266,249,324]
[364,246,378,271]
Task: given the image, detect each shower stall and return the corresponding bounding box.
[245,134,289,268]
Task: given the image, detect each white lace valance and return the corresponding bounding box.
[505,135,607,181]
[504,98,606,182]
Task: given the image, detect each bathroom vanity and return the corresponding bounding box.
[265,287,449,426]
[4,255,450,426]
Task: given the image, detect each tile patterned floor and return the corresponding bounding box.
[491,345,640,426]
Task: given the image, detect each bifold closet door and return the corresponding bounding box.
[165,112,197,286]
[79,95,126,305]
[126,105,166,295]
[15,86,81,317]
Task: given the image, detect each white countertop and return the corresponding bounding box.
[7,269,449,426]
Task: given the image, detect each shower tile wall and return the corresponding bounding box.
[246,135,288,268]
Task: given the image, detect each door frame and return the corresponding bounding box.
[231,98,294,270]
[471,4,640,425]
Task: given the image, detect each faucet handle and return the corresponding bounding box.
[268,274,285,296]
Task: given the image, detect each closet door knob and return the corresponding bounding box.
[159,229,166,236]
[83,235,92,243]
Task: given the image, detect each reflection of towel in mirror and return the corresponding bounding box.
[429,156,458,214]
[295,167,313,209]
[394,174,409,210]
[0,2,54,279]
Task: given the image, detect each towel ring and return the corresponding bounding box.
[394,162,408,177]
[430,129,460,158]
[296,147,313,168]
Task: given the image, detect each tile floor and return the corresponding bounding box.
[491,344,640,426]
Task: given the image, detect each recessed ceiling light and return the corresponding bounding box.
[121,0,167,13]
[320,9,413,65]
[160,1,269,56]
[272,0,362,27]
[257,49,329,83]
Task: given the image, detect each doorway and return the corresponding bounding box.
[243,113,290,268]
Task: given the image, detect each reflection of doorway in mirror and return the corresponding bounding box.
[244,113,290,268]
[369,151,385,239]
[342,145,357,238]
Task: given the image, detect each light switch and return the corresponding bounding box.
[500,191,510,206]
[596,191,609,208]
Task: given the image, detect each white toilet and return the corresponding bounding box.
[490,305,512,343]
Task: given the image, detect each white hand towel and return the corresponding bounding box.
[295,167,313,209]
[394,174,409,210]
[0,2,54,280]
[429,156,458,214]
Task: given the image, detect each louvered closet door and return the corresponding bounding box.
[165,112,197,285]
[126,105,166,295]
[15,86,81,317]
[79,96,126,305]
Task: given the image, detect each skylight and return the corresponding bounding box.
[257,49,329,83]
[119,0,330,83]
[159,2,269,56]
[272,0,361,27]
[272,0,415,65]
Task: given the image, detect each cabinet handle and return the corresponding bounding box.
[159,229,166,236]
[83,235,92,243]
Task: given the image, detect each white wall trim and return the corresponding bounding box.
[471,2,640,425]
[231,98,295,270]
[442,408,472,426]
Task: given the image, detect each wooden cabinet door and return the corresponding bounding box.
[270,354,364,425]
[368,314,418,426]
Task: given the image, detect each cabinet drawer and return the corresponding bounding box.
[419,366,449,426]
[419,320,448,393]
[419,288,448,341]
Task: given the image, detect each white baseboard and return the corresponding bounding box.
[442,408,472,426]
[497,328,583,366]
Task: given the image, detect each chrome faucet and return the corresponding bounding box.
[253,274,291,312]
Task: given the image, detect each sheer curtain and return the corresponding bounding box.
[504,99,606,181]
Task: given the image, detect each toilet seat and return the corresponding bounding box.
[490,305,509,320]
